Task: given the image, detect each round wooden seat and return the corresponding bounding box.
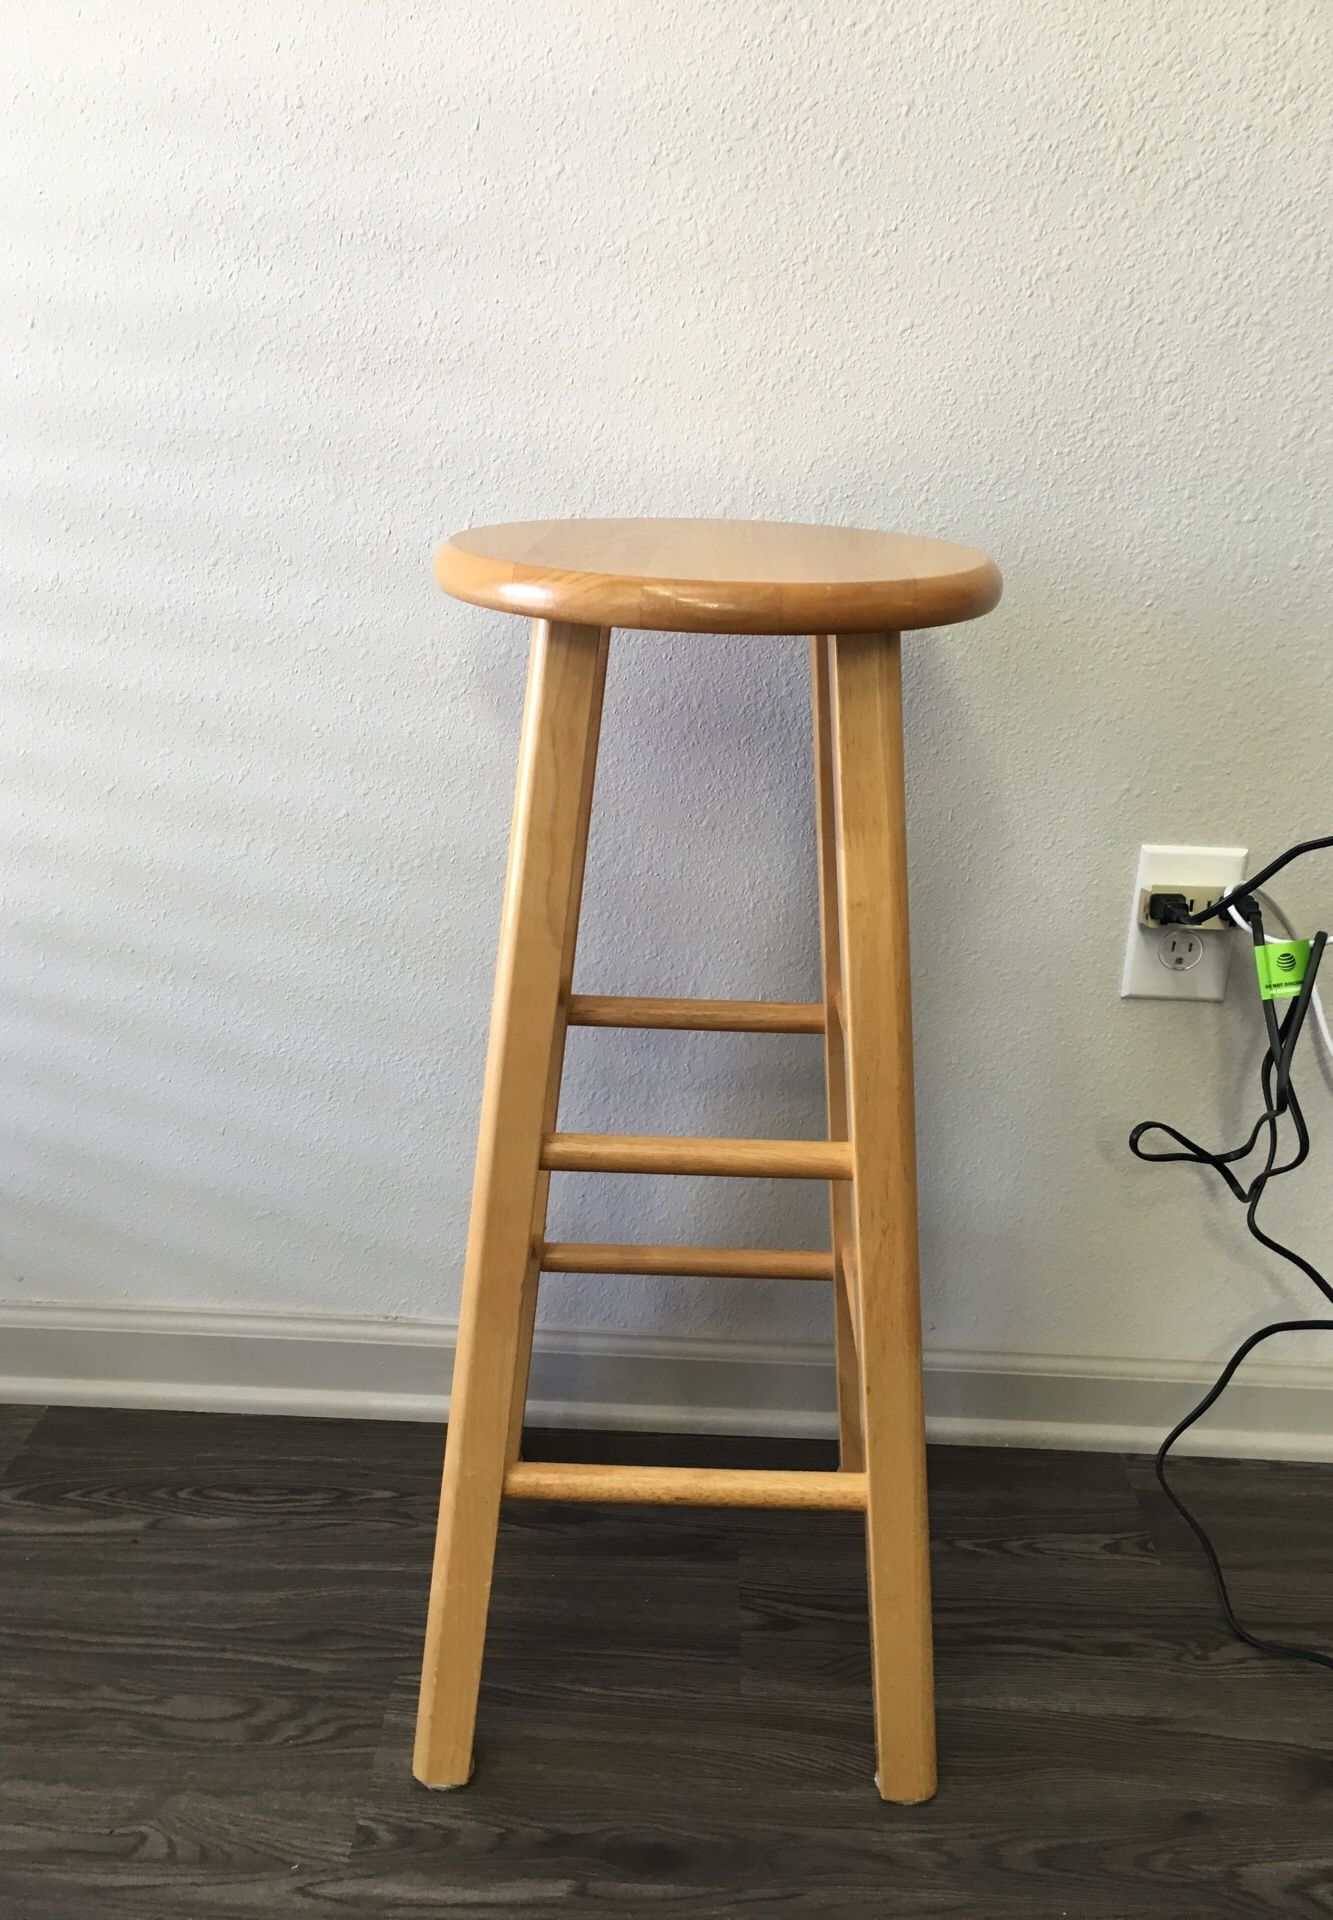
[435,517,1002,634]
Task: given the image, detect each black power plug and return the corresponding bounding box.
[1146,891,1193,925]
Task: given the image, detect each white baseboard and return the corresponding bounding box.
[1,1301,1332,1461]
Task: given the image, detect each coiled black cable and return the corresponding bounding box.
[1131,896,1333,1669]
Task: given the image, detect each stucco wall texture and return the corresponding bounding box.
[4,3,1332,1376]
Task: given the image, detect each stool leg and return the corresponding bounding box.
[810,636,864,1473]
[505,1265,541,1466]
[503,668,606,1469]
[829,630,936,1805]
[413,618,610,1790]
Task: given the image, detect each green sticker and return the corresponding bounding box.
[1256,939,1311,1000]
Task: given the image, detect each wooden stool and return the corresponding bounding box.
[413,519,1002,1802]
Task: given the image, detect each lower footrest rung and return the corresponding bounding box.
[504,1462,867,1510]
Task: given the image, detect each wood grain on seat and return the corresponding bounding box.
[435,517,1002,633]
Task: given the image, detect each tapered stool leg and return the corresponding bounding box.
[504,637,608,1470]
[829,630,936,1805]
[811,637,864,1474]
[413,618,609,1789]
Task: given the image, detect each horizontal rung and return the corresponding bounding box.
[504,1462,867,1510]
[541,1134,853,1179]
[567,995,824,1034]
[540,1242,834,1281]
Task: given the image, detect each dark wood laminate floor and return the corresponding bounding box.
[1,1408,1332,1918]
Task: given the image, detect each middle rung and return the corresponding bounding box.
[541,1134,853,1179]
[567,995,825,1033]
[541,1241,835,1280]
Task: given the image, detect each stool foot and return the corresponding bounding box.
[416,1757,475,1791]
[412,619,609,1792]
[829,631,937,1807]
[874,1771,935,1807]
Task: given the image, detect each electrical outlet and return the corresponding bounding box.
[1158,928,1204,972]
[1121,843,1248,1001]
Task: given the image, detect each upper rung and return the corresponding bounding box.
[541,1133,852,1179]
[567,995,825,1034]
[541,1241,835,1281]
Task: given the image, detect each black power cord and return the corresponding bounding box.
[1188,834,1333,929]
[1131,874,1333,1669]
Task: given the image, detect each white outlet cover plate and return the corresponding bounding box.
[1121,843,1248,1002]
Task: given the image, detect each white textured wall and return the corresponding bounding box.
[4,3,1332,1380]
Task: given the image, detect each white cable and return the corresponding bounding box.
[1227,891,1333,1066]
